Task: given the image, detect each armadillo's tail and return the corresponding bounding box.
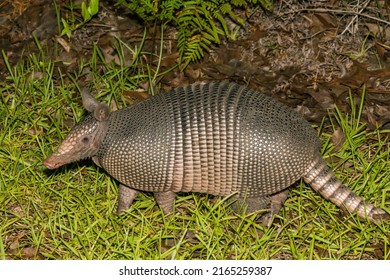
[303,155,389,223]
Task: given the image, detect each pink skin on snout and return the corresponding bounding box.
[43,156,65,169]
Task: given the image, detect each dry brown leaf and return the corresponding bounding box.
[303,12,337,34]
[21,247,36,259]
[55,36,71,53]
[331,127,346,151]
[306,88,335,109]
[123,90,150,104]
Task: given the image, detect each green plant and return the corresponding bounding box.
[82,0,99,22]
[117,0,273,69]
[58,0,100,38]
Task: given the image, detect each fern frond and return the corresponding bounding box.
[180,34,209,68]
[119,0,274,69]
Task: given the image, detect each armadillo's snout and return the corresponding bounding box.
[43,155,65,169]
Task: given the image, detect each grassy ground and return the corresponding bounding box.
[0,47,389,260]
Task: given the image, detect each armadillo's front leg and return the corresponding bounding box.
[154,191,176,214]
[117,184,139,214]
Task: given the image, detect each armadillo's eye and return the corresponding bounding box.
[81,136,90,144]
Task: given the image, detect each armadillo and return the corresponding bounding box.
[43,82,389,224]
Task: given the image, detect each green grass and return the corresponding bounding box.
[0,45,389,260]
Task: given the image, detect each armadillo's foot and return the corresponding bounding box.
[154,191,176,215]
[231,190,289,226]
[260,189,289,227]
[117,184,139,215]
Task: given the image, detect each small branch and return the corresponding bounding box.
[341,0,370,35]
[297,8,390,26]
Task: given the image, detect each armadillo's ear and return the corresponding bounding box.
[93,103,110,121]
[81,88,110,121]
[81,88,99,112]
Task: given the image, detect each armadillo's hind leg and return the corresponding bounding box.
[117,184,139,214]
[261,189,289,227]
[231,195,269,215]
[232,189,289,226]
[154,191,176,215]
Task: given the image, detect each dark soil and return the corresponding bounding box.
[1,0,390,128]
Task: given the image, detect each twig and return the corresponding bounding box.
[341,0,370,35]
[297,8,390,26]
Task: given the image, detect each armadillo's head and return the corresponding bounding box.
[43,89,110,169]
